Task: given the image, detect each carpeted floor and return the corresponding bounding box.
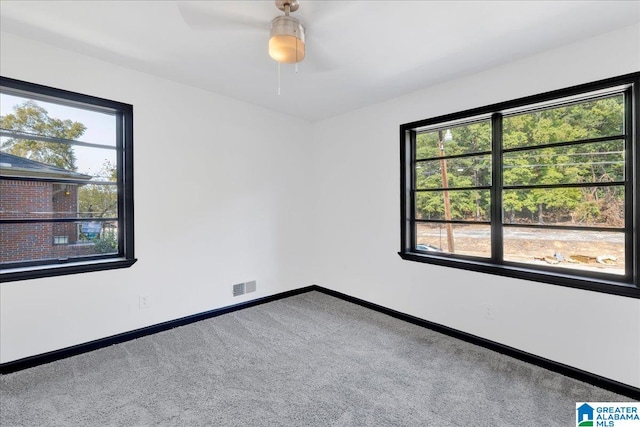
[0,291,633,426]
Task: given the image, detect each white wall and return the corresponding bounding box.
[0,32,314,363]
[311,24,640,388]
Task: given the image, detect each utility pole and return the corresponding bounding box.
[439,130,455,252]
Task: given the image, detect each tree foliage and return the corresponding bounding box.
[0,100,85,171]
[78,160,117,218]
[415,95,625,226]
[2,100,119,245]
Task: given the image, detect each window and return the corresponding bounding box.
[1,76,136,281]
[399,73,639,298]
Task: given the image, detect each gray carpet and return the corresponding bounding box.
[0,291,633,426]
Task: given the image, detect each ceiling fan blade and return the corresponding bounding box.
[302,38,339,73]
[290,2,360,73]
[178,2,267,31]
[296,1,360,27]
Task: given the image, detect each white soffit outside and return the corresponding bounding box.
[0,1,639,121]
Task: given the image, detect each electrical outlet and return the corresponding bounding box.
[482,303,495,320]
[139,294,151,309]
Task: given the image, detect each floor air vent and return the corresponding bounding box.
[233,281,256,297]
[245,280,256,293]
[233,283,245,297]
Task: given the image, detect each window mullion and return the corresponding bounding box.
[408,129,416,251]
[625,85,638,282]
[491,113,503,264]
[116,111,126,258]
[0,129,116,151]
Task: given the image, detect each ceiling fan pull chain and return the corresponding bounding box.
[295,63,298,74]
[278,62,281,96]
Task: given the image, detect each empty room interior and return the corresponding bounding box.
[1,1,639,425]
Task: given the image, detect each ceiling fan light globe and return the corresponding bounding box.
[269,35,305,63]
[269,15,305,63]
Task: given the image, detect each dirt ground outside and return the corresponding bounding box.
[416,224,625,275]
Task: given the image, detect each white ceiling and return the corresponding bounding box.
[1,1,639,121]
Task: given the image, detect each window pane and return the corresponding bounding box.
[416,120,491,159]
[78,183,118,218]
[416,223,491,258]
[502,186,624,227]
[1,133,117,179]
[0,93,116,147]
[416,189,491,221]
[503,227,624,275]
[0,180,116,220]
[416,154,492,189]
[503,140,624,186]
[0,221,118,264]
[71,146,117,180]
[503,95,624,149]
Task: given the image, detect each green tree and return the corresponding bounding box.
[415,122,491,221]
[92,228,118,254]
[501,95,624,225]
[415,96,624,226]
[78,160,118,218]
[0,100,85,171]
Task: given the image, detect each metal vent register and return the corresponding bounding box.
[233,281,257,297]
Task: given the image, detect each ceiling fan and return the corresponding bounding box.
[177,0,337,73]
[268,0,305,64]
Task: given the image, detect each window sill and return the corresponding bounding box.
[0,258,137,283]
[398,251,639,299]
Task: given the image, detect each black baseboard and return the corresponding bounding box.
[2,283,639,400]
[311,285,640,401]
[0,285,316,375]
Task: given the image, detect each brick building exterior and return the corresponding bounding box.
[0,153,94,265]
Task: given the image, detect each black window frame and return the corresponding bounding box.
[399,72,639,299]
[0,76,136,282]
